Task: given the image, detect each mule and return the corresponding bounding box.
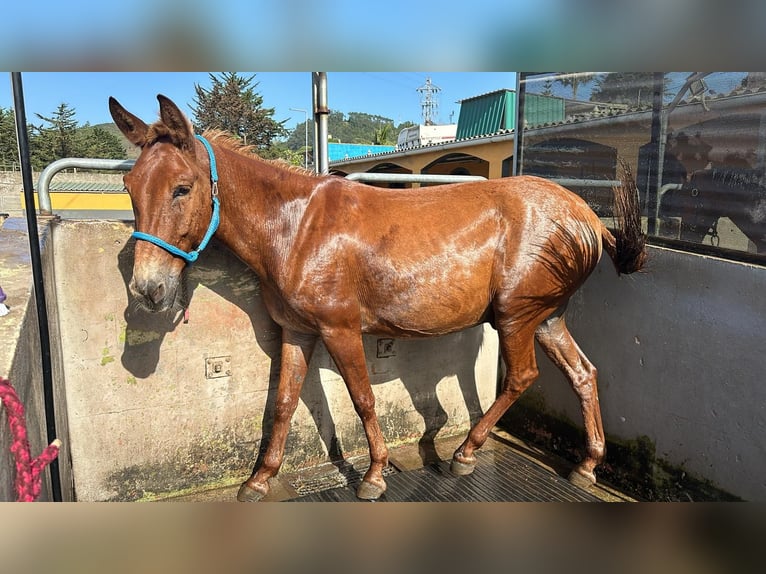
[109,94,646,501]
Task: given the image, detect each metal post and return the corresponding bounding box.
[512,72,525,176]
[10,72,62,501]
[647,73,664,236]
[313,73,329,174]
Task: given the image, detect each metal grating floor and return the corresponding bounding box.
[163,430,632,502]
[288,442,601,502]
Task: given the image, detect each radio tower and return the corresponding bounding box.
[417,77,440,125]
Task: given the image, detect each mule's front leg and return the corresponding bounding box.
[322,328,389,501]
[237,330,317,502]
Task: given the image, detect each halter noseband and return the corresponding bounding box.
[131,134,220,264]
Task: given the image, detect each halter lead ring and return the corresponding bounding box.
[131,134,220,264]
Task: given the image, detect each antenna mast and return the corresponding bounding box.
[417,77,441,125]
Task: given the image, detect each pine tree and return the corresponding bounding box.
[590,73,666,107]
[191,72,287,149]
[0,107,19,170]
[35,103,79,160]
[557,73,595,100]
[75,125,127,160]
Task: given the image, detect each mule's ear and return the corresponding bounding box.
[157,94,195,151]
[109,96,148,147]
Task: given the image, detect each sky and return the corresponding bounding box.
[0,72,516,132]
[4,2,758,72]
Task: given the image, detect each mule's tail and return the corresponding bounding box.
[602,159,647,275]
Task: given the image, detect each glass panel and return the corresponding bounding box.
[518,72,766,260]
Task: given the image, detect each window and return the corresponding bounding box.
[517,72,766,264]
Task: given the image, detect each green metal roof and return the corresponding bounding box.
[456,89,566,139]
[456,89,515,139]
[46,181,125,192]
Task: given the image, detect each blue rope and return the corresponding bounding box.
[195,134,218,183]
[131,134,220,264]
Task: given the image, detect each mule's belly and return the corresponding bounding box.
[358,257,495,337]
[360,305,491,338]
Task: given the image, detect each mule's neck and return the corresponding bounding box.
[209,143,319,279]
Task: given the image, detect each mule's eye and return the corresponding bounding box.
[172,185,191,199]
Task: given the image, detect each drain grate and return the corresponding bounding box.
[289,456,398,497]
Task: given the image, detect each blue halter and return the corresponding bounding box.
[132,134,220,264]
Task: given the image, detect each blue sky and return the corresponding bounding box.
[0,72,516,132]
[2,2,762,73]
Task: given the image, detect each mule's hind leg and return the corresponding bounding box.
[535,311,605,487]
[451,321,540,476]
[237,330,317,502]
[321,328,389,501]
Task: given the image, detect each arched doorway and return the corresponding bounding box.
[422,153,489,184]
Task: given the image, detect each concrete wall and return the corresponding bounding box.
[515,246,766,500]
[50,220,498,501]
[0,172,29,216]
[0,216,66,502]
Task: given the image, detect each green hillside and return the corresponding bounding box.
[93,122,140,159]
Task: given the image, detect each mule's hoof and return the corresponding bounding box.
[449,456,476,476]
[567,468,596,489]
[356,480,385,501]
[236,481,268,502]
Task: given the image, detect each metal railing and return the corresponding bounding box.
[36,158,135,215]
[547,178,621,188]
[34,162,636,218]
[345,173,486,184]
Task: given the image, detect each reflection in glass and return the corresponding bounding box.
[518,72,766,257]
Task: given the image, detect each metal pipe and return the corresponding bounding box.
[653,74,668,237]
[313,73,329,174]
[512,72,524,176]
[549,178,621,188]
[36,158,135,215]
[11,72,62,501]
[346,173,485,184]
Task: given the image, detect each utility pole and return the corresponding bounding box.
[417,77,441,125]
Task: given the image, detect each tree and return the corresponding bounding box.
[284,110,412,152]
[191,72,287,149]
[590,73,667,107]
[75,124,128,159]
[740,72,766,91]
[0,104,128,171]
[556,73,595,100]
[0,107,18,169]
[260,142,305,167]
[34,103,79,164]
[372,123,395,146]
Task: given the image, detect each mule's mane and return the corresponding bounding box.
[142,122,316,177]
[201,129,319,177]
[200,129,258,155]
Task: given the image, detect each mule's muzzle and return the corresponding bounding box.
[129,276,178,313]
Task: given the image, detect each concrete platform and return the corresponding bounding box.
[163,428,635,503]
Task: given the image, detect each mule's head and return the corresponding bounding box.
[109,94,215,312]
